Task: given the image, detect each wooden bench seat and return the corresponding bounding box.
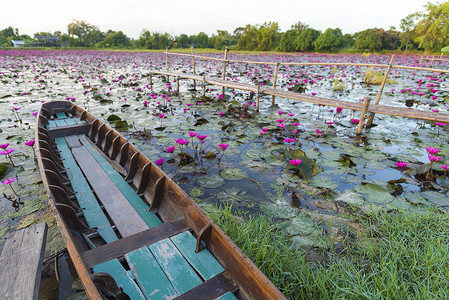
[0,223,48,300]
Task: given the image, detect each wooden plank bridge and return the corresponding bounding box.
[149,70,449,127]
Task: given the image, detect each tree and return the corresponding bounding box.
[238,22,280,51]
[279,29,300,52]
[67,20,101,47]
[102,31,131,48]
[413,1,449,51]
[355,29,382,52]
[175,34,190,48]
[313,28,344,52]
[295,28,320,52]
[1,27,18,38]
[291,21,309,32]
[400,13,419,51]
[342,33,355,49]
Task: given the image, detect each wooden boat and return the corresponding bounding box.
[36,101,286,300]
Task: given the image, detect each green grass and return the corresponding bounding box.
[208,205,449,299]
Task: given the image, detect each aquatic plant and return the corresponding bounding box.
[2,178,18,198]
[218,143,229,161]
[25,139,36,160]
[1,148,15,167]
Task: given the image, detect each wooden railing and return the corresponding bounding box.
[150,48,449,134]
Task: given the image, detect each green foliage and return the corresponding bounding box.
[100,31,131,48]
[355,29,382,52]
[414,1,449,51]
[313,28,344,52]
[400,13,419,51]
[210,205,449,299]
[295,28,321,52]
[279,29,300,52]
[238,22,281,51]
[138,31,174,49]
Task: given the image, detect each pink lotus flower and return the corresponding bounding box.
[287,113,295,117]
[2,178,15,185]
[351,119,360,124]
[219,112,224,116]
[262,127,268,132]
[158,113,165,118]
[395,161,407,168]
[188,132,197,138]
[276,119,285,123]
[336,107,343,114]
[426,147,441,155]
[277,111,284,115]
[166,146,176,153]
[311,92,317,96]
[441,165,449,170]
[278,123,286,128]
[196,135,207,141]
[32,112,38,116]
[1,148,15,155]
[175,138,189,145]
[155,158,164,166]
[186,103,193,107]
[143,101,148,107]
[260,131,266,135]
[284,138,295,143]
[428,154,441,162]
[289,159,302,166]
[25,140,35,147]
[219,144,229,151]
[0,143,9,149]
[292,123,301,127]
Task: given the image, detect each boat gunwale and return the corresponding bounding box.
[36,100,286,300]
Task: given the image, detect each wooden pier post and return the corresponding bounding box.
[149,74,152,85]
[431,55,435,66]
[356,97,371,135]
[255,85,260,112]
[221,47,229,95]
[419,56,423,65]
[202,75,206,98]
[271,62,280,106]
[366,55,394,127]
[176,76,180,94]
[191,47,196,90]
[165,47,170,82]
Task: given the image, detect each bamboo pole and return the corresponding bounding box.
[222,47,229,95]
[356,97,371,135]
[191,47,196,90]
[255,85,261,112]
[176,76,180,93]
[271,62,280,106]
[431,55,435,66]
[165,47,170,82]
[202,75,206,98]
[149,74,152,85]
[419,56,423,65]
[366,55,395,127]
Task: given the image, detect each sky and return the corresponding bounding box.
[2,0,431,39]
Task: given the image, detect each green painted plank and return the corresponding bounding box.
[93,259,145,300]
[64,118,77,126]
[148,239,203,295]
[46,120,57,128]
[77,135,162,228]
[56,113,67,119]
[125,247,178,300]
[73,117,86,124]
[216,292,238,300]
[55,119,67,127]
[54,138,118,243]
[170,231,224,280]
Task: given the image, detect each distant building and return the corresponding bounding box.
[11,40,24,47]
[33,36,62,47]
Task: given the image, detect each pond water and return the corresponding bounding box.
[0,49,449,257]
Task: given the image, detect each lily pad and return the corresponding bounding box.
[0,226,8,238]
[404,192,430,205]
[240,159,272,173]
[354,183,394,204]
[259,201,298,219]
[115,120,130,131]
[219,168,247,180]
[283,213,316,236]
[335,190,365,206]
[217,187,253,207]
[0,163,7,178]
[197,174,225,189]
[308,175,339,190]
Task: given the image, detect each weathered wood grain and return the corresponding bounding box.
[0,223,48,300]
[72,146,149,237]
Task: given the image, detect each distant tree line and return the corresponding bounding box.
[1,1,448,52]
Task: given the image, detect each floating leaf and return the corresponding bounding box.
[259,202,298,219]
[115,120,129,131]
[308,175,338,190]
[197,174,225,189]
[354,183,394,204]
[219,168,247,180]
[107,114,121,122]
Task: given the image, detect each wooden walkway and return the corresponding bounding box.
[149,70,449,124]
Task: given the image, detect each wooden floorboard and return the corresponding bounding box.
[72,146,150,238]
[174,272,237,300]
[0,223,47,300]
[82,219,190,268]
